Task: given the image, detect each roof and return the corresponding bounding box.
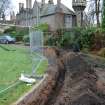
[41,4,56,16]
[17,2,75,18]
[60,4,75,15]
[40,3,75,17]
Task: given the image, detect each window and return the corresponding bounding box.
[65,15,72,23]
[65,15,72,28]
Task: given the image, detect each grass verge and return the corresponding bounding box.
[0,44,48,105]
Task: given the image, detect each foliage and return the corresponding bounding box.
[45,27,97,50]
[0,0,11,20]
[102,0,105,30]
[4,26,29,41]
[23,35,29,44]
[80,27,96,50]
[55,28,82,48]
[33,23,49,32]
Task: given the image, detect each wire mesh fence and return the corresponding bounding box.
[0,30,48,104]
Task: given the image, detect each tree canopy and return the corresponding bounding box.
[102,0,105,29]
[0,0,11,20]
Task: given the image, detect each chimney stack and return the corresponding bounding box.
[56,0,62,12]
[41,0,45,7]
[19,3,24,12]
[48,0,54,4]
[26,0,32,9]
[57,0,61,7]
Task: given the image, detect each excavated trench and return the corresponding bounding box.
[44,50,105,105]
[15,48,105,105]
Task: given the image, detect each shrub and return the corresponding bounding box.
[45,35,60,46]
[23,35,29,43]
[4,26,16,33]
[80,27,96,50]
[58,27,96,50]
[4,26,29,41]
[58,27,82,49]
[33,23,49,32]
[45,27,91,49]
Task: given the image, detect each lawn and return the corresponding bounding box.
[0,44,48,105]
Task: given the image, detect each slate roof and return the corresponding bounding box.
[41,4,56,16]
[40,3,75,16]
[17,2,75,18]
[32,1,75,17]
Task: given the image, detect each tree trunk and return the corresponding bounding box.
[95,0,100,27]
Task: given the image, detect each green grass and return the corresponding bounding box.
[0,44,48,105]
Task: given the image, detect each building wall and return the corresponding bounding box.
[41,15,57,31]
[64,15,73,28]
[16,10,74,30]
[26,0,32,8]
[75,10,83,27]
[40,13,65,31]
[16,13,74,30]
[55,13,65,30]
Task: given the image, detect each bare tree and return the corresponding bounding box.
[0,0,11,21]
[84,0,102,27]
[95,0,100,27]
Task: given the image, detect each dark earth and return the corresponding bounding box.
[16,48,105,105]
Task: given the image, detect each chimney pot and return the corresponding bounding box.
[26,0,32,9]
[48,0,54,4]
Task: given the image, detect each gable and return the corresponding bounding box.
[32,1,75,17]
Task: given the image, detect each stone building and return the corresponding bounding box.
[10,11,16,23]
[16,0,86,31]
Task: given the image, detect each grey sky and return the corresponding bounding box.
[12,0,73,13]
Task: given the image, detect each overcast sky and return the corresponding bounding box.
[12,0,73,13]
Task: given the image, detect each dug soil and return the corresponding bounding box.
[16,48,105,105]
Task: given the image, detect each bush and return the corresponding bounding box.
[58,27,82,49]
[33,23,49,32]
[80,27,96,50]
[23,35,29,43]
[4,26,29,41]
[46,27,98,50]
[45,35,60,46]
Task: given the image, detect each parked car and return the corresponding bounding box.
[0,35,16,44]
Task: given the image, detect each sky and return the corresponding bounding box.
[11,0,73,13]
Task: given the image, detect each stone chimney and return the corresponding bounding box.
[26,0,32,9]
[48,0,54,4]
[56,0,62,12]
[41,0,45,8]
[57,0,61,8]
[19,3,24,12]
